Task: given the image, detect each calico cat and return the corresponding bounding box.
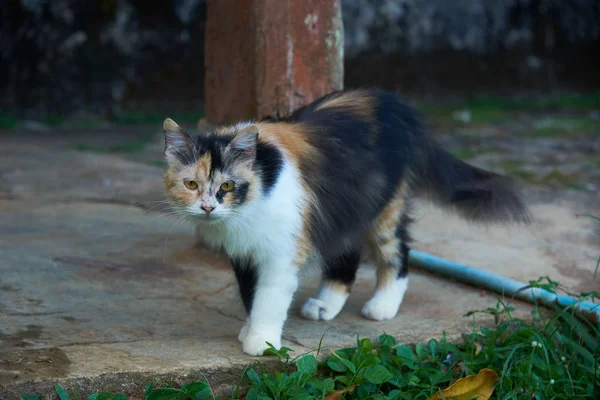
[162,89,529,356]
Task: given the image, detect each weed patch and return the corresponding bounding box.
[21,287,600,399]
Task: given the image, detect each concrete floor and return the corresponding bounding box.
[1,126,598,398]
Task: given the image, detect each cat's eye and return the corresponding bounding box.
[220,181,235,192]
[183,180,198,190]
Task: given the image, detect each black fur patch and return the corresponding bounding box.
[194,134,233,176]
[175,130,283,198]
[395,211,413,279]
[287,89,415,258]
[231,257,257,314]
[215,189,226,203]
[255,141,283,195]
[323,250,361,286]
[235,182,250,204]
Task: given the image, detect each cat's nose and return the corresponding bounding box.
[201,205,215,214]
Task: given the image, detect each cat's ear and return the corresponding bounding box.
[163,118,193,165]
[226,124,259,163]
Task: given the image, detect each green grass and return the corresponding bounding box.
[74,131,158,154]
[496,161,587,190]
[448,145,501,161]
[111,112,203,125]
[418,93,600,127]
[581,214,600,279]
[0,111,204,130]
[0,113,19,129]
[20,283,600,400]
[144,160,168,168]
[529,117,600,138]
[465,93,600,112]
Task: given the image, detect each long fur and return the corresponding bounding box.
[161,89,529,356]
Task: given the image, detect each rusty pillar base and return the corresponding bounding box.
[205,0,343,125]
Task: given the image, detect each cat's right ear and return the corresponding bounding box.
[163,118,193,166]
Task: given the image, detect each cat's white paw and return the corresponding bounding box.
[361,298,400,321]
[238,322,249,343]
[300,284,348,321]
[301,298,339,321]
[362,277,408,321]
[242,327,281,356]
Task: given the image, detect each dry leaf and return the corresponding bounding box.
[428,368,498,400]
[324,384,357,400]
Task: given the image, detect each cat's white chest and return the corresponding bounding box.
[198,162,305,264]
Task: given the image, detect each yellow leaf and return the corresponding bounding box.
[324,384,357,400]
[428,368,498,400]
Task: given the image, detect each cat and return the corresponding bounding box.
[161,89,529,356]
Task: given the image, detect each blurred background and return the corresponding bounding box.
[1,0,599,119]
[0,0,598,193]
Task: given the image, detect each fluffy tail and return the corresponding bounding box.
[413,141,530,224]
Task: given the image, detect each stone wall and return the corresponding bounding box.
[1,0,598,118]
[1,0,207,118]
[343,0,600,97]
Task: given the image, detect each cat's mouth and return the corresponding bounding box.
[195,213,224,224]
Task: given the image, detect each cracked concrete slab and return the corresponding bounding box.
[0,127,598,398]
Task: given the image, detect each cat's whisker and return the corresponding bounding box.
[162,214,194,264]
[133,202,176,218]
[145,209,189,222]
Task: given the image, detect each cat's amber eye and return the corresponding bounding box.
[183,180,198,190]
[220,181,235,192]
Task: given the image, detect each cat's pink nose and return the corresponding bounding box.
[201,205,215,214]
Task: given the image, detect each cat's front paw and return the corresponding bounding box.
[238,322,249,343]
[242,328,281,356]
[301,298,339,321]
[361,298,400,321]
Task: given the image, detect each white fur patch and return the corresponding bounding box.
[301,283,349,321]
[195,160,306,355]
[361,277,408,321]
[238,321,249,343]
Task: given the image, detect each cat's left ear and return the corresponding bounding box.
[226,124,259,163]
[163,118,194,165]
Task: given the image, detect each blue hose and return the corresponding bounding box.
[409,250,600,324]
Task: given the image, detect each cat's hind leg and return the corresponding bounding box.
[362,184,412,321]
[301,250,360,321]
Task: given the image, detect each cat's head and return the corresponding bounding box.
[162,118,261,222]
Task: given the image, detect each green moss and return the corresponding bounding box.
[44,115,65,127]
[418,93,600,127]
[498,161,586,189]
[539,169,585,188]
[448,145,499,160]
[75,131,158,154]
[145,160,168,168]
[111,111,204,125]
[529,117,600,137]
[466,92,600,112]
[0,113,19,129]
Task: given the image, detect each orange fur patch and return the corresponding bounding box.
[293,226,313,269]
[375,264,398,290]
[325,280,352,294]
[256,122,318,167]
[368,181,409,265]
[195,153,212,179]
[314,90,375,119]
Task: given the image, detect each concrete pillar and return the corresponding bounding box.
[205,0,344,125]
